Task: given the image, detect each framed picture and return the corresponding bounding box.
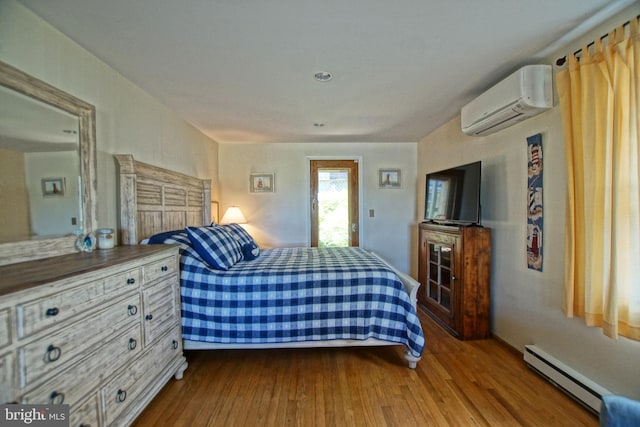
[211,201,219,224]
[41,177,66,197]
[378,168,401,189]
[250,173,275,193]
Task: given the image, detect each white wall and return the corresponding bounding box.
[0,0,219,237]
[416,5,640,399]
[0,148,30,240]
[25,151,79,236]
[220,142,417,272]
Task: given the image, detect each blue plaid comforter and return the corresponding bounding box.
[176,243,424,357]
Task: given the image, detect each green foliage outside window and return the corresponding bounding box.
[318,173,349,247]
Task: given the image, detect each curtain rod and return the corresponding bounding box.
[556,15,639,66]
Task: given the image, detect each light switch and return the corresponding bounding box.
[369,209,375,218]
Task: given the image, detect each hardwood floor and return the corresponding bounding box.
[132,310,597,426]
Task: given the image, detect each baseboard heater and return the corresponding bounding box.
[523,345,611,415]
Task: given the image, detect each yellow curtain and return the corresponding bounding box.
[557,17,640,341]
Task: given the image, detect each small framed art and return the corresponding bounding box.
[250,173,274,193]
[378,168,401,189]
[41,177,66,197]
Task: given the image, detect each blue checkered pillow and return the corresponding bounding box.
[185,226,242,270]
[147,230,190,245]
[241,242,260,260]
[221,223,258,247]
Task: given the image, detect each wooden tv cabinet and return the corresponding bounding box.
[417,222,491,339]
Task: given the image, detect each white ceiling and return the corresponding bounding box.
[18,0,635,144]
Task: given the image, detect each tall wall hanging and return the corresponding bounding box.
[526,133,543,271]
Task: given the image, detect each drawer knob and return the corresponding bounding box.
[45,307,59,317]
[44,344,62,363]
[145,314,153,321]
[126,278,136,285]
[172,339,179,350]
[49,391,65,404]
[128,337,137,351]
[161,266,168,272]
[116,389,127,403]
[127,305,138,316]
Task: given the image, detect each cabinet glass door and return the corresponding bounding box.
[427,243,453,312]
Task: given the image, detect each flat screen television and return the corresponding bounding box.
[424,161,481,225]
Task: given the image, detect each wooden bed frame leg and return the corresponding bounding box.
[174,358,189,380]
[405,352,421,369]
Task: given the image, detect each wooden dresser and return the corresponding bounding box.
[418,223,491,340]
[0,245,187,426]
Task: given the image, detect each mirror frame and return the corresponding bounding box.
[0,61,97,266]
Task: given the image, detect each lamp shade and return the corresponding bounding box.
[220,206,247,224]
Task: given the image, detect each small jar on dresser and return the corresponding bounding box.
[0,245,187,426]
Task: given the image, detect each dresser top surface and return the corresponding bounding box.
[0,244,177,296]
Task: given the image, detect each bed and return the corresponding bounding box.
[115,154,424,368]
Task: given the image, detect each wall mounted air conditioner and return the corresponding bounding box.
[461,65,552,136]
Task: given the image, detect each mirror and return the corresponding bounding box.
[0,61,97,266]
[0,86,81,242]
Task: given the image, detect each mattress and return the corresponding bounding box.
[177,244,425,357]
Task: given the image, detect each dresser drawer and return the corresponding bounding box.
[143,280,179,345]
[69,394,100,427]
[103,267,142,295]
[143,256,178,285]
[22,322,142,407]
[101,354,154,425]
[17,268,140,339]
[0,351,15,403]
[158,324,183,357]
[19,294,141,388]
[0,308,10,349]
[102,324,182,425]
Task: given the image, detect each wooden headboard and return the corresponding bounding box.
[115,154,211,244]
